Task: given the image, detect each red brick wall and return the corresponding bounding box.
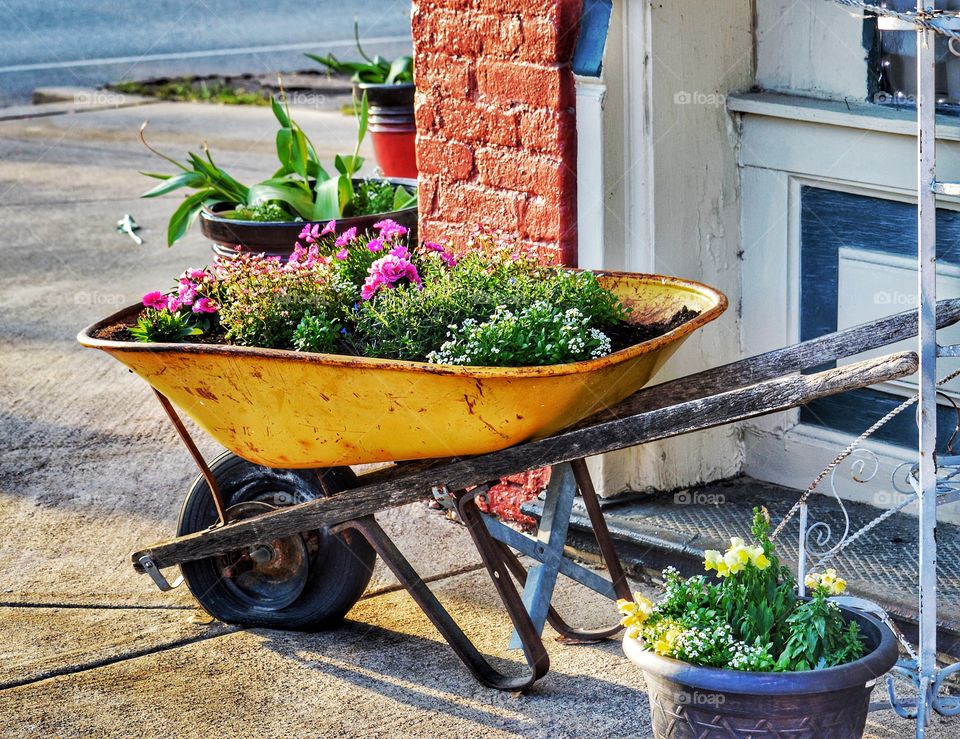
[411,0,581,266]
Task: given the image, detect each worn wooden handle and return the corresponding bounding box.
[132,350,918,572]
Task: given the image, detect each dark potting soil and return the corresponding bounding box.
[93,306,701,358]
[606,306,700,352]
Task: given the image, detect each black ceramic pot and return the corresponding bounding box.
[199,177,418,259]
[622,606,899,739]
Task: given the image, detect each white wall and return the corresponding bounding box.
[587,0,754,495]
[756,0,869,100]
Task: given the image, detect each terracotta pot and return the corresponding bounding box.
[355,82,417,178]
[622,606,899,739]
[199,177,418,259]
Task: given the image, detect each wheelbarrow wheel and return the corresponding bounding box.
[176,452,375,631]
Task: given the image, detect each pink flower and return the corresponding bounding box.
[166,296,183,312]
[287,243,307,266]
[373,219,408,240]
[366,238,385,253]
[142,291,168,310]
[334,227,358,247]
[441,251,458,268]
[177,281,198,305]
[184,268,207,281]
[299,223,322,244]
[336,248,349,260]
[423,241,444,252]
[389,245,409,258]
[191,297,219,314]
[321,220,336,235]
[360,253,422,301]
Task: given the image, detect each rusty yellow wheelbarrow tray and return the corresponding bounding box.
[78,271,727,468]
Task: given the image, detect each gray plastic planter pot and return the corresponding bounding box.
[622,606,899,739]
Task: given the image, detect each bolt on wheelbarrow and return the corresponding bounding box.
[78,282,955,690]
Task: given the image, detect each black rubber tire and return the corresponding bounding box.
[177,452,376,630]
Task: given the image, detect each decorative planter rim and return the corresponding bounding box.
[622,605,899,696]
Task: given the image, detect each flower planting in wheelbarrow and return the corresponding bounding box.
[618,508,898,738]
[80,224,726,468]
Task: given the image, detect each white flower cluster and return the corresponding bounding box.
[673,622,773,671]
[427,317,482,366]
[427,302,613,366]
[674,623,734,663]
[727,640,774,671]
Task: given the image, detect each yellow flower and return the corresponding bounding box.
[618,594,654,631]
[723,548,748,574]
[634,593,654,618]
[653,626,683,656]
[805,569,847,595]
[704,549,723,572]
[750,547,771,570]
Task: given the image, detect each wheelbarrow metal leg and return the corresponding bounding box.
[481,515,618,599]
[480,458,630,645]
[504,463,577,649]
[570,458,632,601]
[152,389,228,526]
[336,515,549,691]
[494,541,623,642]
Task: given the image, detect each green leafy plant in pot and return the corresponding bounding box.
[307,23,416,178]
[618,508,898,738]
[138,91,417,258]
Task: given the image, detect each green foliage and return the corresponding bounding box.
[139,91,416,245]
[129,233,635,371]
[347,179,415,217]
[110,79,270,105]
[620,508,866,673]
[775,594,865,671]
[306,22,414,84]
[207,256,351,349]
[293,311,342,353]
[350,250,628,363]
[129,309,202,343]
[231,202,291,222]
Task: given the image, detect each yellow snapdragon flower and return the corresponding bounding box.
[617,593,654,639]
[653,625,683,656]
[805,569,847,595]
[703,549,729,576]
[703,538,771,576]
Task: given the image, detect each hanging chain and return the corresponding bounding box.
[772,365,960,540]
[829,0,960,41]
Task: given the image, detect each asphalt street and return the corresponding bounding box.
[0,0,413,105]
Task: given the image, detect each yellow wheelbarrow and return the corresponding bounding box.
[78,271,933,691]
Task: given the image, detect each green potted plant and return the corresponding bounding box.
[138,93,417,258]
[307,23,416,178]
[618,508,898,738]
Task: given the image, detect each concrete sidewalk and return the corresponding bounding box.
[0,99,955,738]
